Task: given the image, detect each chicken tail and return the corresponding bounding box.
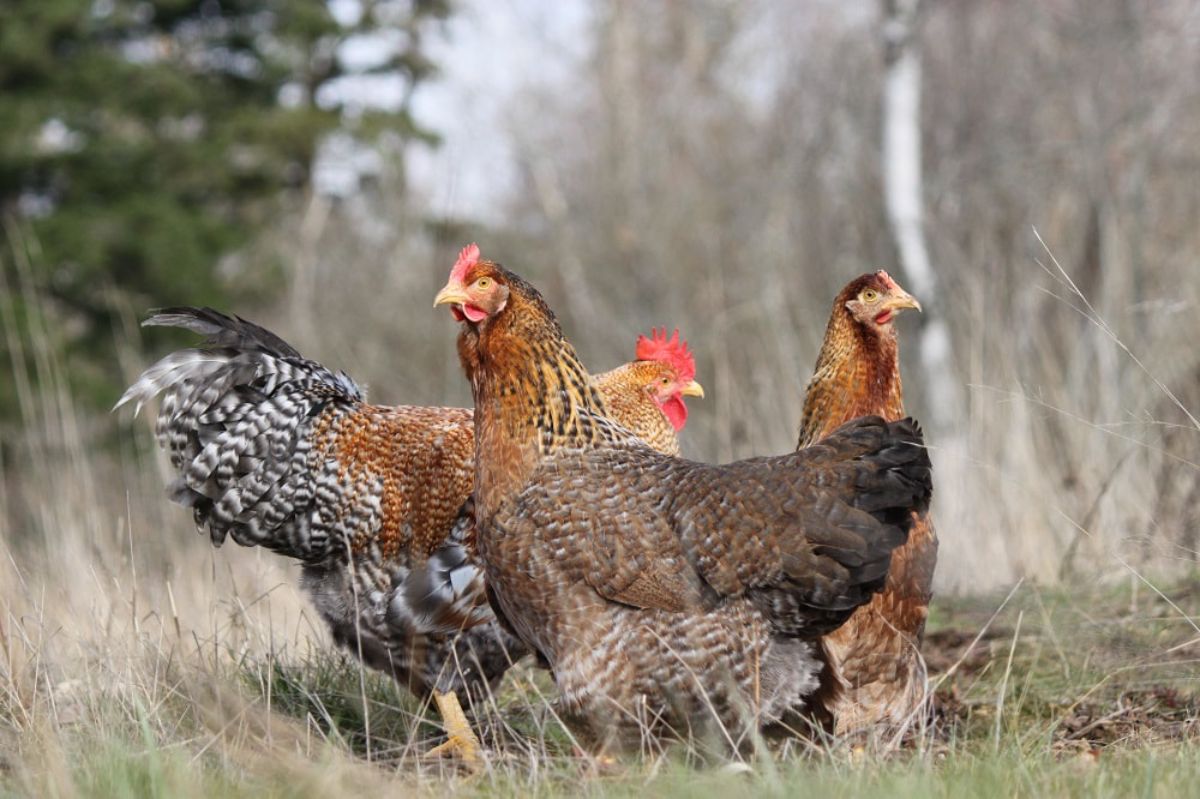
[116,306,365,560]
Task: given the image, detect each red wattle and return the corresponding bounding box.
[660,395,688,431]
[462,304,487,323]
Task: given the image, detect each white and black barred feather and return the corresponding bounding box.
[117,307,365,559]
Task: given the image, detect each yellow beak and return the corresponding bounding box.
[884,289,922,313]
[680,380,705,399]
[434,283,470,309]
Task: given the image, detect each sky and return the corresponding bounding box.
[318,0,592,222]
[408,0,592,221]
[319,0,870,221]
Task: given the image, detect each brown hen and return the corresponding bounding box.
[117,296,703,763]
[434,248,933,754]
[798,270,937,737]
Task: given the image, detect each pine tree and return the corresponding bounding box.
[0,0,449,420]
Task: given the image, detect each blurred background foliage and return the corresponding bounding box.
[0,0,448,420]
[1,7,1196,791]
[0,0,1198,590]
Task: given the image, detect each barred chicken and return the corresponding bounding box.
[434,247,933,754]
[116,285,703,763]
[799,270,937,737]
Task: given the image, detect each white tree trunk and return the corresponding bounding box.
[882,0,965,433]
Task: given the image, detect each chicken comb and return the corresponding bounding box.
[636,328,695,383]
[876,269,900,292]
[449,243,481,284]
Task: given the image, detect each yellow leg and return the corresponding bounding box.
[426,690,483,767]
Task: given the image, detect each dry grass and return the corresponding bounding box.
[1,242,1198,795]
[2,4,1199,790]
[1,451,1198,797]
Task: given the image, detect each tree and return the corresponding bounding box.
[0,0,449,422]
[881,0,965,435]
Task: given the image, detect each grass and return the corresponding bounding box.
[0,322,1197,797]
[1,228,1196,795]
[0,401,1196,798]
[2,521,1196,799]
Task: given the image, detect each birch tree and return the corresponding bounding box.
[882,0,965,433]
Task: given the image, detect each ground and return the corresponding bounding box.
[1,576,1197,797]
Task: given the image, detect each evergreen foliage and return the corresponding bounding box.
[0,0,449,419]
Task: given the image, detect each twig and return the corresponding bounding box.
[1033,227,1200,433]
[930,578,1024,692]
[1064,704,1137,742]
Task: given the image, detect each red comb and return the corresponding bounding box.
[450,243,481,284]
[876,269,900,291]
[636,328,695,383]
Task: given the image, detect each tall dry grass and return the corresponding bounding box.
[1,0,1199,792]
[481,0,1200,590]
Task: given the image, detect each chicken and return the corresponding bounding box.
[433,246,933,753]
[116,294,704,764]
[797,270,937,737]
[592,327,702,456]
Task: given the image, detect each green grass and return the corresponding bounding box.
[3,578,1196,798]
[11,745,1200,799]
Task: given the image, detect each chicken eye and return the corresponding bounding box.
[475,277,492,290]
[660,377,671,385]
[861,288,879,302]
